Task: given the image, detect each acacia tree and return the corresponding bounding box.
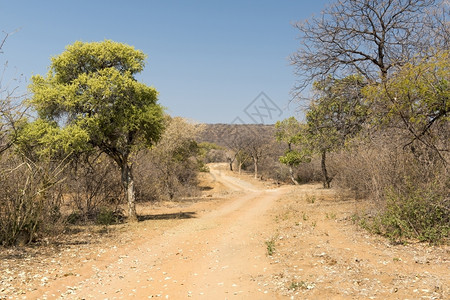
[364,50,450,163]
[28,40,164,221]
[291,0,449,91]
[305,75,369,188]
[275,117,311,185]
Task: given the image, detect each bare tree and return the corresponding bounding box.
[225,149,236,171]
[0,31,25,154]
[245,135,275,179]
[0,94,18,153]
[220,125,253,173]
[291,0,449,92]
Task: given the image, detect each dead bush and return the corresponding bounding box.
[294,158,323,184]
[64,153,123,224]
[134,117,203,202]
[133,150,200,202]
[0,152,65,246]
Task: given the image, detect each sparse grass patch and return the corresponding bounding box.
[350,213,359,224]
[288,280,315,291]
[326,212,337,220]
[305,194,316,204]
[302,212,309,221]
[275,209,292,222]
[265,236,277,256]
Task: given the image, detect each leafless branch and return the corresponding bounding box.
[291,0,447,97]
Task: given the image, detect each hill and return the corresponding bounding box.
[197,123,276,148]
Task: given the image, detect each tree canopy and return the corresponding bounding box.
[275,117,311,184]
[304,75,369,187]
[27,40,165,221]
[364,50,450,162]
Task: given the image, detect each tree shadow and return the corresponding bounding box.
[0,251,27,260]
[138,211,197,222]
[52,240,91,247]
[199,186,213,191]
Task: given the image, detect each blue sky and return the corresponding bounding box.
[1,0,330,124]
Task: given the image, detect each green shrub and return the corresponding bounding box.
[373,182,449,244]
[66,211,82,225]
[96,207,124,225]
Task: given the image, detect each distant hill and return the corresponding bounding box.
[197,123,276,148]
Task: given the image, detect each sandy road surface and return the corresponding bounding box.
[29,164,286,299]
[3,164,448,299]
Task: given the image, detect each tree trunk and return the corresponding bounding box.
[121,160,137,222]
[228,158,233,171]
[321,150,331,188]
[289,165,299,185]
[286,143,299,185]
[254,157,258,179]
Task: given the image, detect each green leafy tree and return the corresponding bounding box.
[364,50,449,163]
[275,117,311,185]
[306,75,369,188]
[27,40,164,221]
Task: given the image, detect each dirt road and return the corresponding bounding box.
[28,164,285,299]
[1,163,448,299]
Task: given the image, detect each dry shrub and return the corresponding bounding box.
[377,180,449,243]
[64,153,123,224]
[203,148,226,163]
[266,163,291,184]
[132,151,159,202]
[134,117,202,202]
[262,159,320,185]
[334,131,449,243]
[0,152,65,246]
[254,155,287,182]
[296,157,327,184]
[0,149,125,245]
[134,151,200,202]
[199,143,226,163]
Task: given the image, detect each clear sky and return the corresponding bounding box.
[1,0,330,124]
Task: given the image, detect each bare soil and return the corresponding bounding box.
[1,163,448,299]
